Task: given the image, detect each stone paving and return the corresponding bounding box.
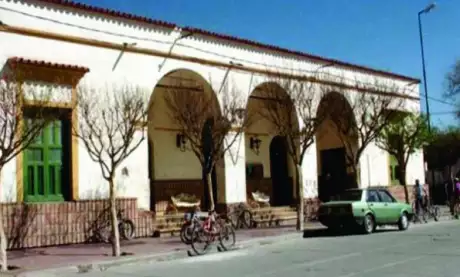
[6,225,300,273]
[56,219,460,277]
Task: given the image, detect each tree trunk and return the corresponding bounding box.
[398,166,410,204]
[295,164,304,231]
[206,172,215,211]
[0,214,7,272]
[0,166,7,271]
[349,159,360,189]
[108,178,121,257]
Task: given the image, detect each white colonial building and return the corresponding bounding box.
[0,0,424,216]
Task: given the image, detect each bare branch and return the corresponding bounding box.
[163,73,251,210]
[255,72,326,166]
[326,76,405,175]
[0,72,54,167]
[74,84,149,180]
[445,59,460,97]
[253,70,328,231]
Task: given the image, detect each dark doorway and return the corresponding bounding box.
[148,138,156,211]
[318,147,348,202]
[269,136,292,206]
[202,118,218,211]
[60,115,72,202]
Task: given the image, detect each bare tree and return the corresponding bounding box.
[0,73,52,271]
[255,74,327,231]
[375,113,431,203]
[445,59,460,118]
[445,59,460,97]
[74,84,149,257]
[326,78,405,185]
[163,77,249,211]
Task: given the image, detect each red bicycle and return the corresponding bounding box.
[190,210,236,255]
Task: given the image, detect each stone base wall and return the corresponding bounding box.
[303,198,321,221]
[221,198,321,222]
[153,179,204,213]
[1,198,158,250]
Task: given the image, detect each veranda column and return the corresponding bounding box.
[301,142,319,220]
[222,130,247,211]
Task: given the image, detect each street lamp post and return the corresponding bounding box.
[418,3,436,132]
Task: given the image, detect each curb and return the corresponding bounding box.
[6,231,302,277]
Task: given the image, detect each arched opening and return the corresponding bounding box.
[148,69,225,213]
[245,82,298,207]
[315,92,358,202]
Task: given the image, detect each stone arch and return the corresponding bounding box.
[315,91,358,202]
[245,82,299,206]
[147,68,226,212]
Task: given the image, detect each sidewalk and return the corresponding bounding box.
[5,224,311,276]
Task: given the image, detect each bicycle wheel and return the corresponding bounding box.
[239,210,253,229]
[421,210,428,223]
[180,224,194,245]
[219,224,236,251]
[228,212,239,230]
[97,224,111,243]
[432,206,440,222]
[119,219,135,240]
[190,226,212,255]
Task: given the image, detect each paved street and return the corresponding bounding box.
[48,221,460,277]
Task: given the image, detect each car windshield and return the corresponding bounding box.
[334,190,363,201]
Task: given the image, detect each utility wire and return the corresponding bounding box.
[430,111,458,116]
[0,5,426,85]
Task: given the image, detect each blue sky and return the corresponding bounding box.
[80,0,460,128]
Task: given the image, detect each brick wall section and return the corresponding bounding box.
[387,184,429,204]
[1,198,158,250]
[0,185,424,250]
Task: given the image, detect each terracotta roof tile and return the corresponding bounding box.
[7,57,90,72]
[34,0,419,83]
[35,0,176,29]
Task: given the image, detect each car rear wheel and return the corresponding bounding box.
[398,212,409,231]
[363,214,374,234]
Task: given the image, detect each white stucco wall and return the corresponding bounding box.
[0,0,424,208]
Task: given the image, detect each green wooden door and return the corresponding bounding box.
[23,119,64,202]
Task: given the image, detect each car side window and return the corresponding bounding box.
[377,190,395,203]
[366,190,380,202]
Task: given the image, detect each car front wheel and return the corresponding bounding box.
[398,212,409,231]
[363,214,375,234]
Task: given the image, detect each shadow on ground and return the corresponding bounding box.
[302,227,398,238]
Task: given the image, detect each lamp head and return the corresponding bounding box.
[423,3,436,13]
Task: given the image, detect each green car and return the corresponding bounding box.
[317,188,414,234]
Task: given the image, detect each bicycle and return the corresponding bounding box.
[412,197,439,223]
[95,208,136,243]
[227,203,253,230]
[180,211,203,244]
[190,210,236,255]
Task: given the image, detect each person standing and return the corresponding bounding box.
[454,178,460,219]
[414,179,427,222]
